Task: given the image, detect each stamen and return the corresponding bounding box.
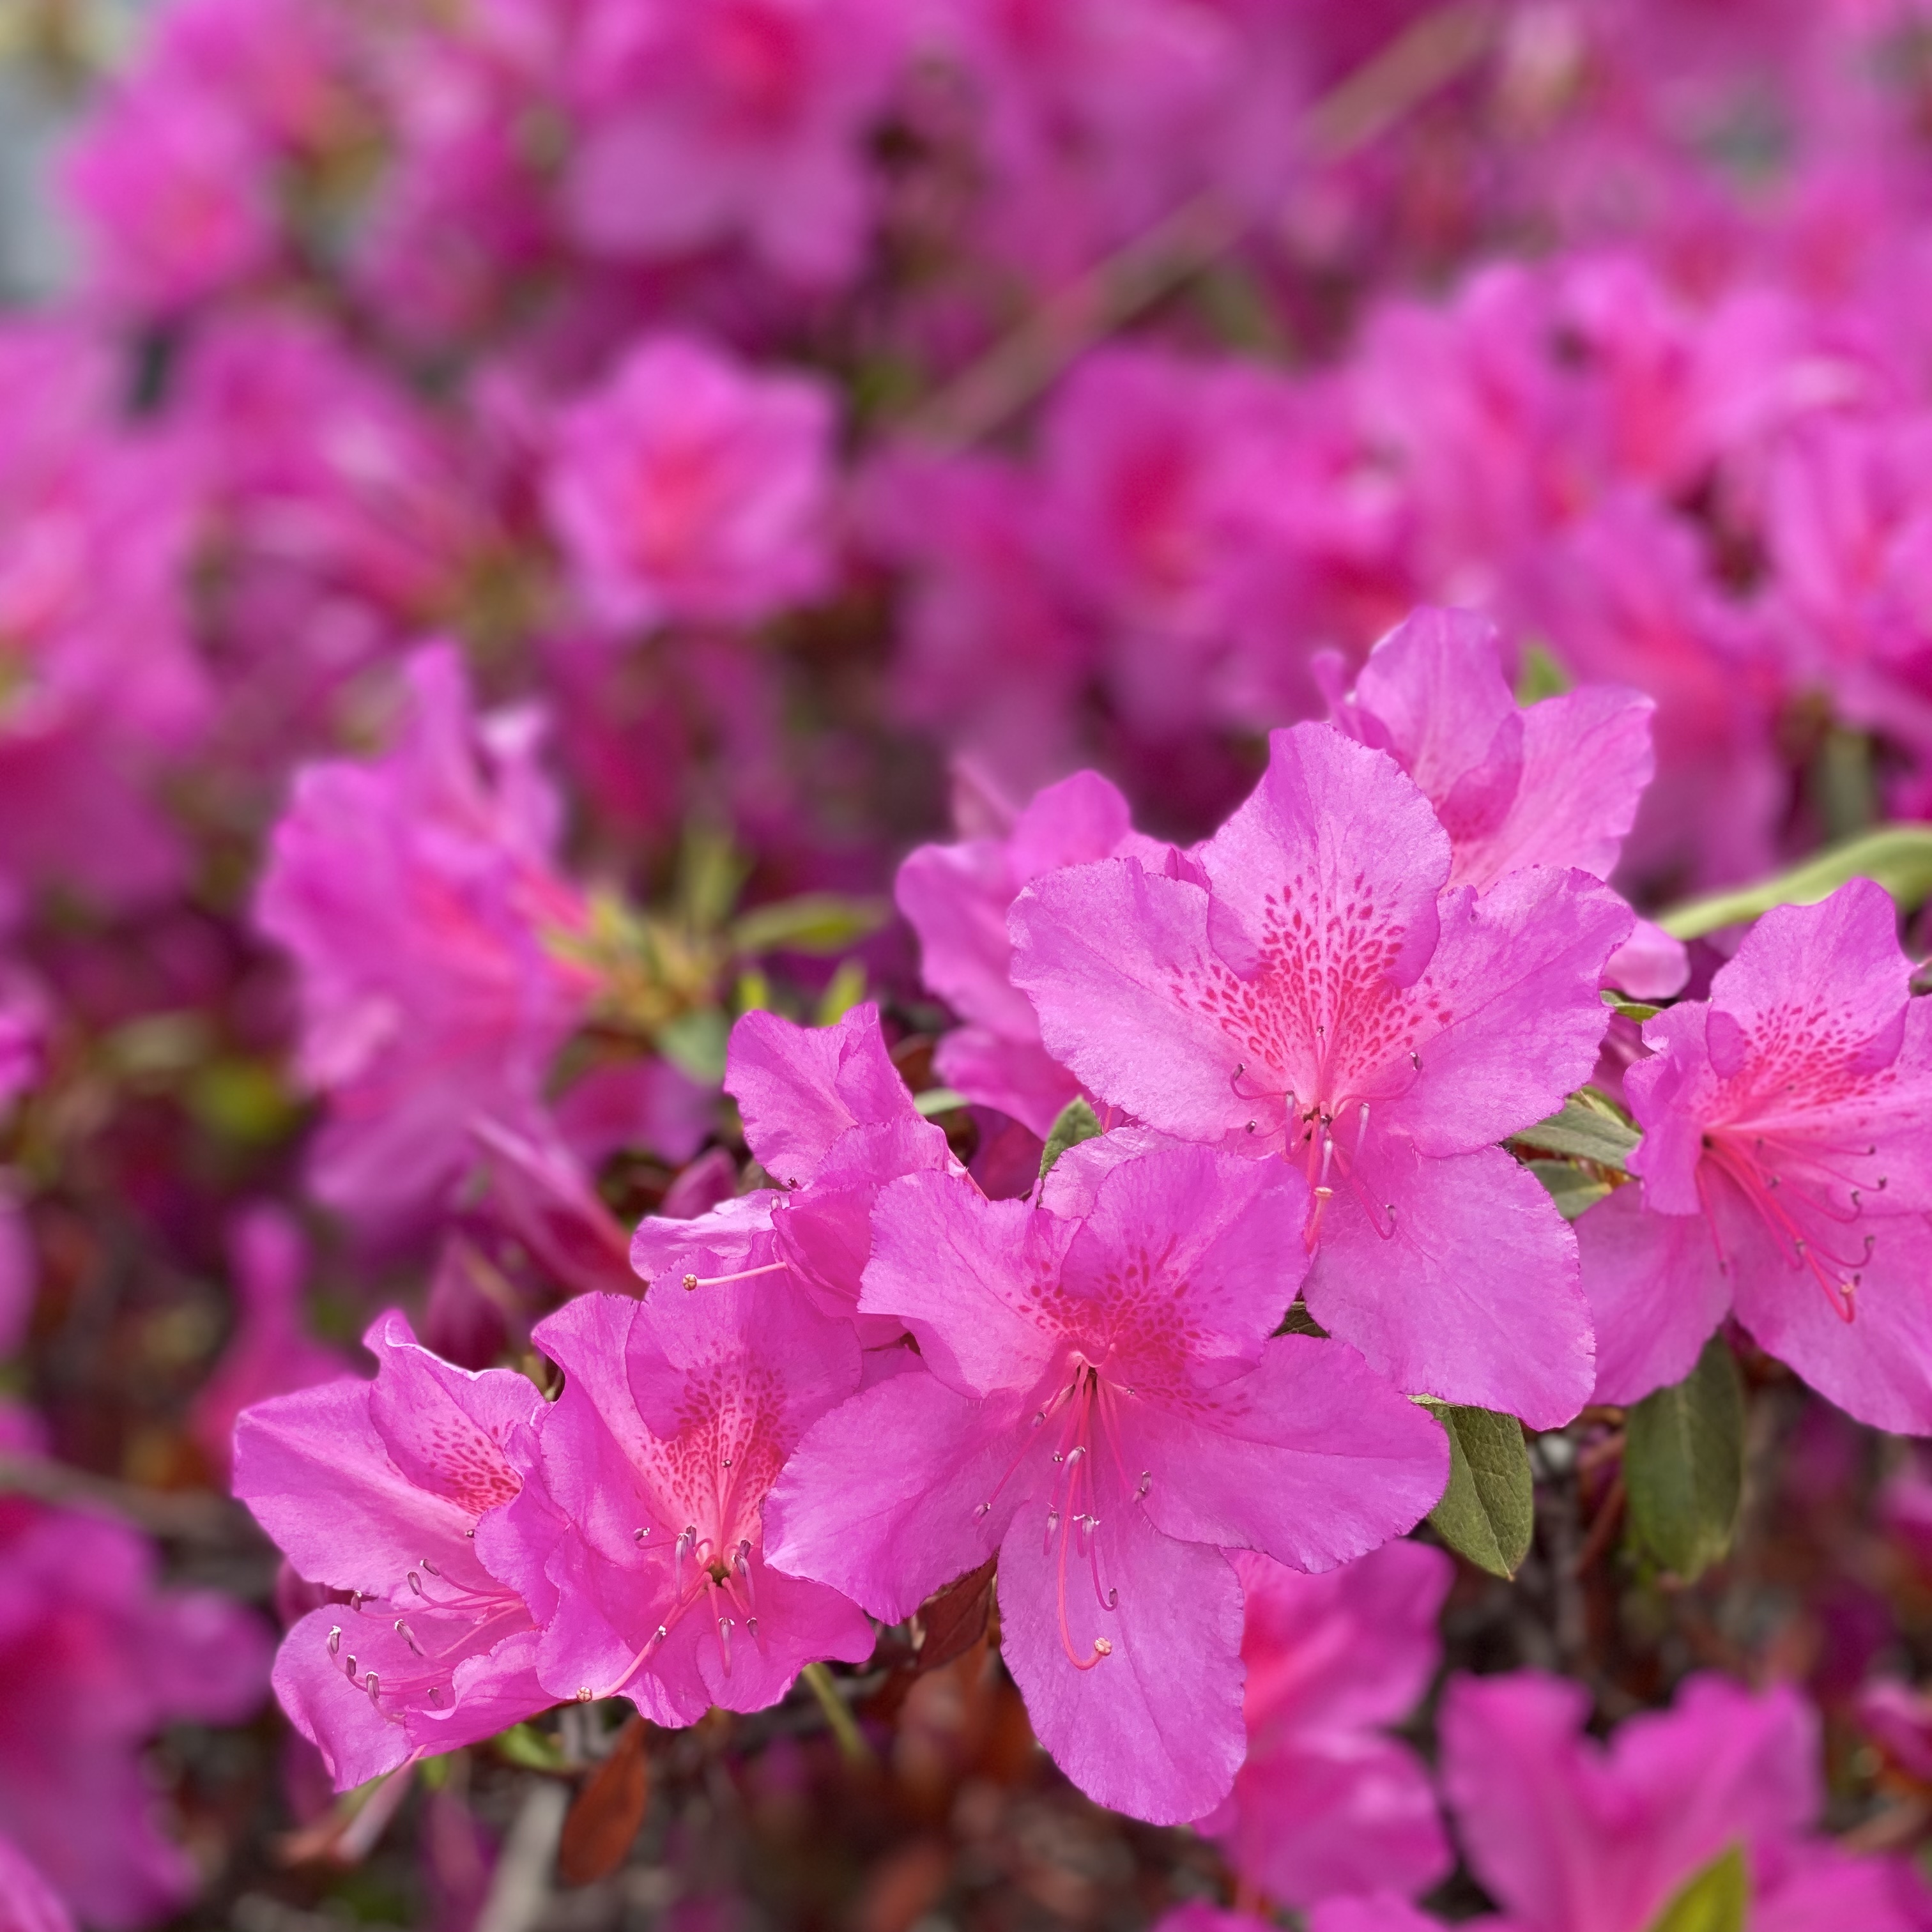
[327,1625,341,1656]
[394,1620,425,1657]
[366,1673,381,1708]
[681,1260,791,1292]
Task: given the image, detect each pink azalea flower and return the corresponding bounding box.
[1855,1678,1932,1783]
[1324,604,1687,998]
[254,645,594,1236]
[763,1136,1448,1825]
[1199,1540,1452,1909]
[482,1283,876,1722]
[233,1311,554,1791]
[861,450,1094,799]
[0,1490,270,1927]
[1577,878,1932,1431]
[896,770,1169,1136]
[190,1205,350,1482]
[1437,1670,1932,1932]
[545,335,836,633]
[630,1003,957,1345]
[0,321,208,910]
[560,0,906,284]
[1009,723,1632,1427]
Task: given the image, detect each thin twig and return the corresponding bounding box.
[801,1660,877,1770]
[900,1,1500,450]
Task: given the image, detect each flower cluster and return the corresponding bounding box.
[6,0,1932,1924]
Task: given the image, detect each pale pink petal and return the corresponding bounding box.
[1730,1208,1932,1434]
[1126,1337,1448,1567]
[1059,1142,1310,1378]
[762,1368,1018,1624]
[1384,870,1632,1157]
[997,1487,1245,1825]
[1012,856,1261,1142]
[1307,1142,1595,1427]
[933,1025,1082,1140]
[1577,1181,1733,1406]
[1606,919,1692,1000]
[861,1169,1070,1399]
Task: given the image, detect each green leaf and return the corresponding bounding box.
[730,893,889,956]
[1601,988,1662,1022]
[1508,1094,1640,1170]
[1624,1335,1745,1581]
[815,958,868,1027]
[1038,1098,1103,1180]
[1645,1845,1747,1932]
[912,1087,970,1118]
[1515,640,1572,703]
[656,1007,730,1084]
[1657,822,1932,940]
[1526,1159,1613,1222]
[1418,1399,1534,1580]
[494,1721,567,1771]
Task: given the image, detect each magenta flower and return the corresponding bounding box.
[545,335,836,634]
[233,1312,553,1791]
[1011,723,1632,1427]
[763,1137,1448,1825]
[630,1003,957,1345]
[0,1491,269,1928]
[1577,878,1932,1430]
[484,1283,876,1723]
[1438,1670,1932,1932]
[1200,1540,1452,1910]
[560,0,906,284]
[189,1205,349,1482]
[1326,605,1685,997]
[254,645,593,1235]
[897,770,1169,1136]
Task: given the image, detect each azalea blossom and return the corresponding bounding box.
[1577,878,1932,1431]
[1436,1671,1932,1932]
[483,1281,876,1723]
[544,334,836,634]
[764,1134,1448,1824]
[233,1312,553,1790]
[254,645,594,1235]
[1011,722,1632,1426]
[1201,1540,1452,1910]
[0,1469,270,1927]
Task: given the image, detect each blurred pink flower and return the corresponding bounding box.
[546,335,836,632]
[1200,1540,1452,1908]
[0,1491,269,1926]
[255,645,593,1236]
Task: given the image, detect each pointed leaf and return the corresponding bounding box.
[915,1555,998,1674]
[730,894,889,956]
[1645,1845,1747,1932]
[1038,1098,1102,1179]
[656,1008,730,1083]
[912,1087,970,1119]
[559,1717,649,1887]
[1624,1335,1744,1582]
[1658,822,1932,939]
[1526,1159,1614,1222]
[1418,1399,1533,1580]
[1509,1094,1640,1170]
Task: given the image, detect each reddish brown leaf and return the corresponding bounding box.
[915,1555,997,1674]
[558,1716,648,1886]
